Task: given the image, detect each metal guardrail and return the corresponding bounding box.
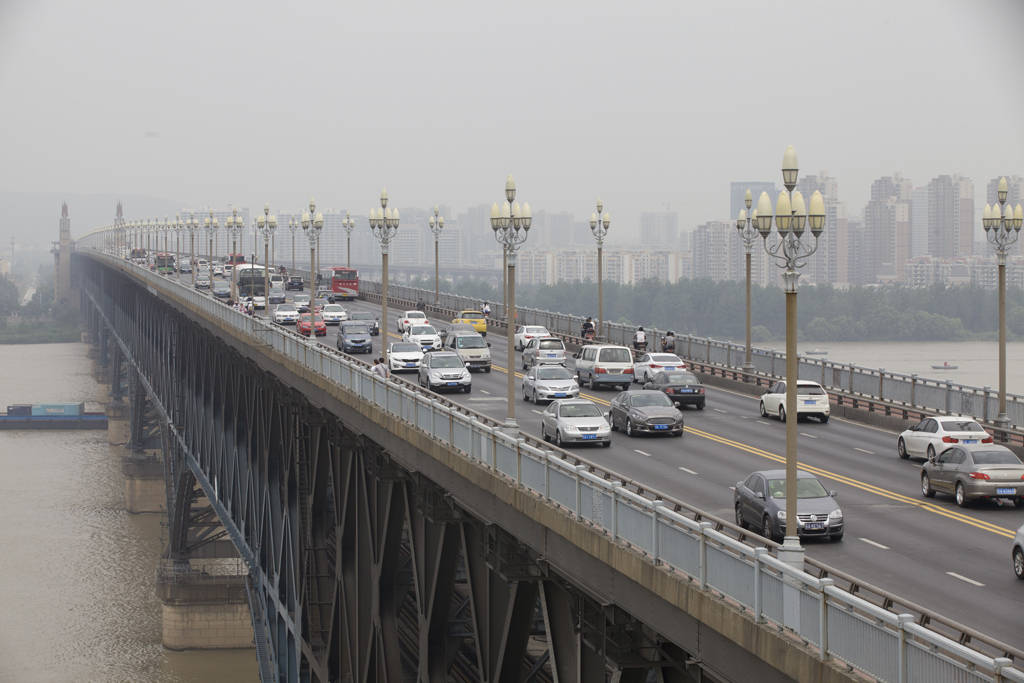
[80,245,1024,683]
[364,280,1024,429]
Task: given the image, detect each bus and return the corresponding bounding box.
[330,267,358,300]
[227,253,246,266]
[130,248,147,261]
[155,252,176,275]
[235,264,268,299]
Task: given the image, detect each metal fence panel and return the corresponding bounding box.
[548,464,577,511]
[656,522,700,577]
[906,641,993,683]
[705,545,754,606]
[580,481,612,529]
[495,439,517,479]
[759,570,785,626]
[616,500,653,555]
[798,587,821,647]
[826,604,899,683]
[520,450,546,495]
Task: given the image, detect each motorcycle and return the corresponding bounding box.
[582,327,595,342]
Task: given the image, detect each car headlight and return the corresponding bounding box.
[776,510,787,520]
[828,509,843,520]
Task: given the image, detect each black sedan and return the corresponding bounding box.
[643,370,705,409]
[608,390,683,437]
[348,311,380,336]
[734,470,844,542]
[285,276,304,291]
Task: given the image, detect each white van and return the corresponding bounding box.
[573,344,634,390]
[270,273,285,287]
[444,332,491,372]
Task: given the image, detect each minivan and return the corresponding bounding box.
[445,332,491,372]
[573,344,634,389]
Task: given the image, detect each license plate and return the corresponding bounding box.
[679,388,693,393]
[581,434,596,440]
[554,393,566,398]
[405,363,416,367]
[804,399,815,405]
[996,487,1016,495]
[654,425,668,430]
[446,382,458,386]
[546,353,557,357]
[962,439,977,444]
[804,523,824,530]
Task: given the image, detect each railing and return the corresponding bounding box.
[80,247,1024,683]
[362,280,1024,428]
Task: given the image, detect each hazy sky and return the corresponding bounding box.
[2,0,1023,240]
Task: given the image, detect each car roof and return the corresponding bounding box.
[946,442,1012,453]
[429,351,460,358]
[404,310,425,315]
[794,380,822,386]
[751,469,818,479]
[450,331,482,338]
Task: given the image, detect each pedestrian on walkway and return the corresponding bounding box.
[372,357,388,379]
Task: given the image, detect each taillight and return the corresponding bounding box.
[595,367,607,374]
[697,388,704,394]
[941,436,959,443]
[624,368,633,374]
[666,388,674,394]
[968,472,990,480]
[982,437,993,443]
[650,364,661,369]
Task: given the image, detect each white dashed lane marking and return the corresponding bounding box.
[678,466,698,475]
[713,408,727,414]
[531,409,543,415]
[854,447,875,455]
[859,538,890,550]
[800,432,818,439]
[634,449,651,457]
[757,420,770,425]
[481,389,491,395]
[946,572,985,587]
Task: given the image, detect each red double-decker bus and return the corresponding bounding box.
[330,267,358,300]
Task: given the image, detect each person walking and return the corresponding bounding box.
[372,357,389,379]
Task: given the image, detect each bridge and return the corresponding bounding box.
[72,233,1023,683]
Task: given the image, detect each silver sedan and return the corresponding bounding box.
[921,443,1024,507]
[540,399,611,448]
[522,364,579,404]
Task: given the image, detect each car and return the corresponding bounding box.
[197,259,209,271]
[898,416,992,461]
[212,263,224,276]
[211,281,231,299]
[522,364,579,404]
[243,294,266,310]
[644,370,706,409]
[441,322,476,344]
[540,399,611,448]
[194,273,211,289]
[759,380,830,423]
[267,287,287,305]
[514,325,551,350]
[270,273,285,288]
[348,311,380,336]
[273,303,300,325]
[223,263,234,276]
[293,294,312,313]
[179,259,193,274]
[452,310,487,335]
[387,342,424,372]
[573,344,634,390]
[444,332,491,372]
[734,470,844,542]
[320,304,348,324]
[316,288,336,304]
[522,337,567,369]
[1013,523,1024,579]
[337,321,374,353]
[285,275,304,291]
[297,313,327,337]
[398,310,429,333]
[633,353,686,383]
[608,390,684,437]
[418,351,471,393]
[920,443,1024,507]
[404,324,442,350]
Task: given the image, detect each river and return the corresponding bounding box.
[0,343,256,683]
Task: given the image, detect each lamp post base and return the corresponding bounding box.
[778,534,805,632]
[777,535,804,570]
[501,418,519,435]
[741,361,755,376]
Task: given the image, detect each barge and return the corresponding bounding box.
[0,402,108,430]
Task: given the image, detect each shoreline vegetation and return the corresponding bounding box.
[0,320,82,344]
[410,277,1023,344]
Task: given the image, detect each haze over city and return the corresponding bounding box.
[1,0,1022,250]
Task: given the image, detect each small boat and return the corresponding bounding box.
[931,361,958,370]
[805,348,828,356]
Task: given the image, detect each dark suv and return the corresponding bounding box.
[337,321,373,354]
[285,275,304,291]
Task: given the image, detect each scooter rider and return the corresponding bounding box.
[581,316,595,340]
[661,330,676,352]
[633,326,647,351]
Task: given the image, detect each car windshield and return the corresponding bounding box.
[350,312,374,320]
[526,327,548,335]
[631,393,673,408]
[768,478,829,499]
[940,420,984,432]
[411,326,436,335]
[598,348,631,363]
[651,354,680,363]
[456,336,486,349]
[560,403,601,418]
[796,385,826,395]
[294,295,309,302]
[461,311,483,318]
[431,356,463,368]
[323,305,343,312]
[213,283,229,290]
[665,372,697,384]
[277,305,297,312]
[391,343,419,353]
[344,325,369,335]
[971,450,1021,465]
[270,288,284,294]
[406,312,426,319]
[537,367,572,380]
[538,339,564,350]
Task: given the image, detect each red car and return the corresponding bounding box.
[297,313,327,337]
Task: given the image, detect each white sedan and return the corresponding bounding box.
[387,341,425,372]
[514,325,551,350]
[397,310,429,332]
[633,353,686,383]
[321,304,348,324]
[273,303,300,325]
[403,324,442,350]
[758,380,830,423]
[897,416,992,460]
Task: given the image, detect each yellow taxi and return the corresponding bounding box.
[453,310,487,335]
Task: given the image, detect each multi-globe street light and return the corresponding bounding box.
[736,189,760,374]
[369,190,400,345]
[589,199,611,339]
[490,175,532,430]
[225,208,244,302]
[983,178,1024,429]
[342,211,355,268]
[428,206,445,304]
[204,211,219,271]
[756,145,825,568]
[301,199,324,293]
[258,204,277,304]
[289,216,299,273]
[187,214,198,285]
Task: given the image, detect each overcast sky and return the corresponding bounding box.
[2,0,1022,241]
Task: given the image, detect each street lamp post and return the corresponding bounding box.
[490,175,533,431]
[428,206,445,304]
[983,178,1024,429]
[289,217,299,273]
[258,204,277,305]
[589,199,611,339]
[301,199,324,295]
[756,145,826,569]
[174,215,183,274]
[369,190,399,346]
[188,215,198,286]
[225,208,244,302]
[342,212,355,268]
[736,189,760,374]
[204,211,219,273]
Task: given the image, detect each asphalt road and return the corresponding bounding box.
[185,275,1024,649]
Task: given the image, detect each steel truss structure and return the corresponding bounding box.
[78,257,706,683]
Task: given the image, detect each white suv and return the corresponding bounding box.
[759,380,830,423]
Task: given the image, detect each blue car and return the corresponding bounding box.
[337,321,373,354]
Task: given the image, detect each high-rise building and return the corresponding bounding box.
[796,172,844,286]
[639,211,679,247]
[861,174,912,283]
[691,221,733,282]
[927,174,974,259]
[910,186,929,258]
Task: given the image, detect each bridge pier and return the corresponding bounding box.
[121,370,165,513]
[156,562,253,650]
